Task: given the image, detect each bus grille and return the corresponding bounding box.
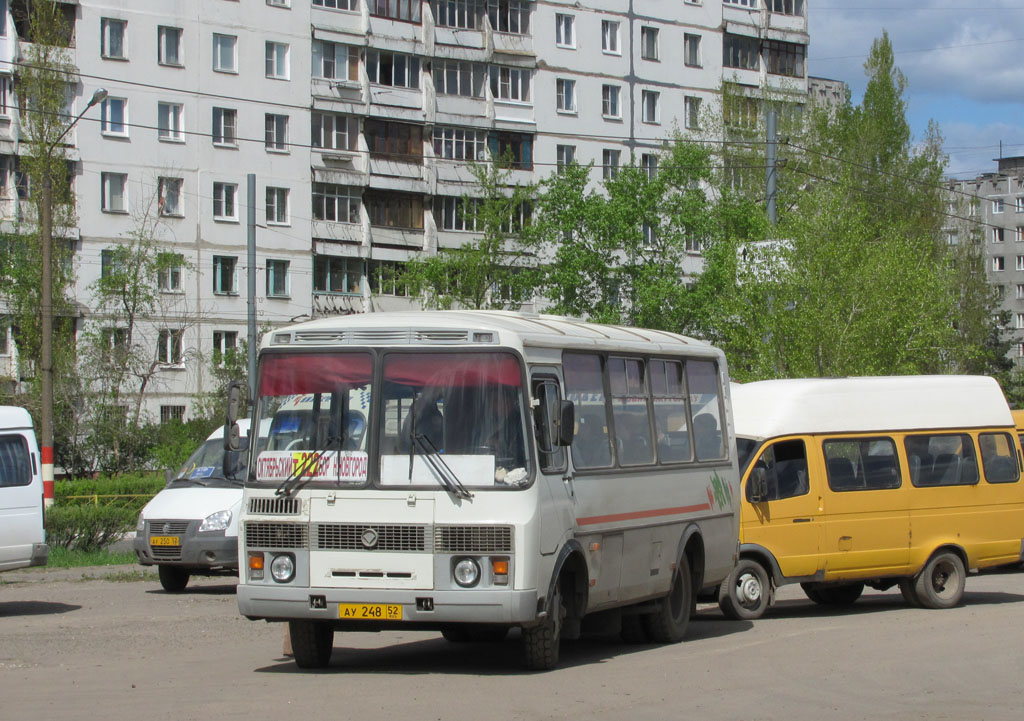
[248,497,301,515]
[245,522,308,549]
[315,523,427,552]
[434,526,513,553]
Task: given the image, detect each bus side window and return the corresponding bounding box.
[563,352,613,469]
[687,360,725,461]
[532,378,567,474]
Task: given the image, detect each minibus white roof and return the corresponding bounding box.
[262,310,722,358]
[0,406,33,431]
[732,376,1014,440]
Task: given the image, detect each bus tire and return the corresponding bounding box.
[289,620,334,669]
[914,551,966,609]
[522,578,564,671]
[718,558,770,621]
[899,578,922,607]
[643,555,692,643]
[158,565,189,593]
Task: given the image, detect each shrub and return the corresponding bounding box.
[55,473,167,511]
[45,505,138,552]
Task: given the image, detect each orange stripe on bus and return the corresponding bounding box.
[577,503,712,526]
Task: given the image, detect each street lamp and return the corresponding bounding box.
[39,87,106,506]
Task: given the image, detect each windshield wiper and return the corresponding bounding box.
[412,432,473,501]
[274,435,342,499]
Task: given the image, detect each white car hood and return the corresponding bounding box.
[141,487,243,523]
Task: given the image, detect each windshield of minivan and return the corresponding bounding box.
[172,436,251,487]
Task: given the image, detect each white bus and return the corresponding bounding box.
[234,311,740,669]
[0,406,48,572]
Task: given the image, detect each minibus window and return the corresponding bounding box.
[651,359,691,463]
[688,360,725,461]
[979,432,1020,484]
[746,439,808,502]
[904,433,979,487]
[736,437,760,475]
[0,434,31,488]
[609,357,654,466]
[563,353,613,469]
[823,437,900,491]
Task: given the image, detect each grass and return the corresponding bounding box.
[46,547,137,568]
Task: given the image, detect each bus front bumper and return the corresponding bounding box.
[237,584,539,626]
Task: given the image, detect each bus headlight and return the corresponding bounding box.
[453,558,480,588]
[270,553,296,583]
[199,510,232,532]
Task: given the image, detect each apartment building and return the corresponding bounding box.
[0,0,810,420]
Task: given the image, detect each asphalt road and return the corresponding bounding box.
[2,564,1022,721]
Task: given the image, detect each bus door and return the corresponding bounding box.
[743,438,824,579]
[531,372,576,557]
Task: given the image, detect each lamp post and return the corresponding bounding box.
[39,87,106,506]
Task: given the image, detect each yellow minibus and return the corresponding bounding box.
[721,376,1024,619]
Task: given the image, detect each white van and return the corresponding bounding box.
[134,420,259,591]
[0,406,48,572]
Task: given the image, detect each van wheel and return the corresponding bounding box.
[522,577,565,670]
[158,565,190,592]
[914,551,966,609]
[643,555,692,643]
[718,558,770,620]
[289,621,334,669]
[802,582,864,606]
[899,578,922,607]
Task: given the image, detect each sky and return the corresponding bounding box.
[807,1,1024,179]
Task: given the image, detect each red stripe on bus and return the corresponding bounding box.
[577,503,712,526]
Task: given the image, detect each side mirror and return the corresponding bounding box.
[555,400,575,447]
[224,380,246,452]
[749,466,769,503]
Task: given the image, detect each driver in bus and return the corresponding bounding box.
[479,385,527,479]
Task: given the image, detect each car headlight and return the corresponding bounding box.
[453,558,480,588]
[136,515,145,533]
[270,553,295,583]
[198,510,232,532]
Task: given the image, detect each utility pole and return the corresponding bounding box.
[247,174,257,408]
[766,108,778,226]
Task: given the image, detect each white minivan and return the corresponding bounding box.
[0,406,48,572]
[134,420,259,591]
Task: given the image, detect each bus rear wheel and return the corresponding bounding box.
[914,551,966,609]
[289,620,334,669]
[643,555,692,643]
[718,558,770,620]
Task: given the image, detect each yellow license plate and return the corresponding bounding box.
[338,603,403,621]
[149,536,180,547]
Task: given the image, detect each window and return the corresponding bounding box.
[768,0,804,16]
[212,107,237,146]
[556,79,576,113]
[489,131,532,169]
[213,182,237,220]
[720,32,761,70]
[993,256,1005,271]
[365,119,423,160]
[100,97,127,136]
[213,331,238,366]
[368,259,408,297]
[556,144,576,170]
[684,34,702,67]
[1016,313,1024,330]
[266,187,289,224]
[765,39,805,78]
[905,434,978,487]
[1017,226,1024,242]
[157,102,183,141]
[555,13,574,48]
[265,41,289,79]
[213,256,237,294]
[641,90,659,124]
[370,0,422,22]
[0,433,30,487]
[364,190,424,229]
[312,112,358,151]
[601,84,621,119]
[158,26,182,66]
[641,26,659,60]
[157,329,183,365]
[313,40,360,81]
[433,0,483,29]
[563,353,612,468]
[101,172,127,213]
[993,199,1005,214]
[0,75,12,117]
[265,113,289,151]
[0,318,9,356]
[212,33,237,72]
[488,0,529,35]
[101,248,122,279]
[685,96,702,130]
[607,357,655,466]
[366,50,421,88]
[641,153,658,179]
[601,20,619,54]
[533,376,568,474]
[980,432,1020,483]
[648,359,690,463]
[433,60,486,97]
[267,0,290,6]
[748,440,811,500]
[688,361,725,461]
[266,260,290,297]
[314,0,358,8]
[101,18,127,60]
[313,255,363,294]
[1016,284,1024,300]
[160,405,185,423]
[433,126,488,161]
[602,149,620,180]
[824,438,900,491]
[1016,255,1023,271]
[1017,197,1024,213]
[434,195,480,231]
[158,177,183,216]
[157,252,184,292]
[725,0,759,7]
[313,182,361,223]
[489,65,530,102]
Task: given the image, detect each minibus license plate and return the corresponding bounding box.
[339,603,403,620]
[149,536,180,546]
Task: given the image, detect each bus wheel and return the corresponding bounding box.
[803,582,864,606]
[158,565,189,593]
[522,578,565,671]
[914,551,966,609]
[289,620,334,669]
[718,558,770,620]
[643,555,692,643]
[899,578,922,607]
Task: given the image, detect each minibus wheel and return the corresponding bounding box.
[158,565,189,593]
[643,555,692,643]
[898,579,922,607]
[522,577,565,670]
[718,558,770,620]
[289,620,334,669]
[914,551,966,609]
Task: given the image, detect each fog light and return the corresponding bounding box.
[271,554,296,583]
[248,551,264,580]
[453,558,480,588]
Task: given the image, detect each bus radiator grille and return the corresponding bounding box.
[315,523,427,552]
[245,522,309,549]
[248,497,301,515]
[434,526,513,553]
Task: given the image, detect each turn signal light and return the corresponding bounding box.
[491,557,509,585]
[248,552,265,580]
